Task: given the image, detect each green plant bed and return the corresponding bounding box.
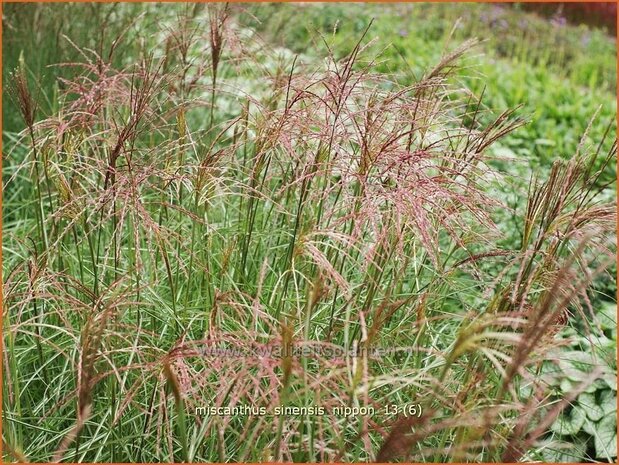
[2,3,616,463]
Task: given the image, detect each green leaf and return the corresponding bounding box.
[598,302,617,330]
[603,374,617,391]
[600,390,617,416]
[535,138,557,147]
[578,392,604,421]
[582,417,597,435]
[594,414,617,459]
[558,351,600,382]
[551,406,586,436]
[584,378,607,394]
[492,146,517,158]
[579,333,615,355]
[541,438,587,463]
[560,378,574,393]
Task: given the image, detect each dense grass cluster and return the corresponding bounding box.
[2,4,616,462]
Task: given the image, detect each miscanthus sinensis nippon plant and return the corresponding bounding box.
[3,5,616,462]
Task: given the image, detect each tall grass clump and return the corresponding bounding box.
[2,4,616,462]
